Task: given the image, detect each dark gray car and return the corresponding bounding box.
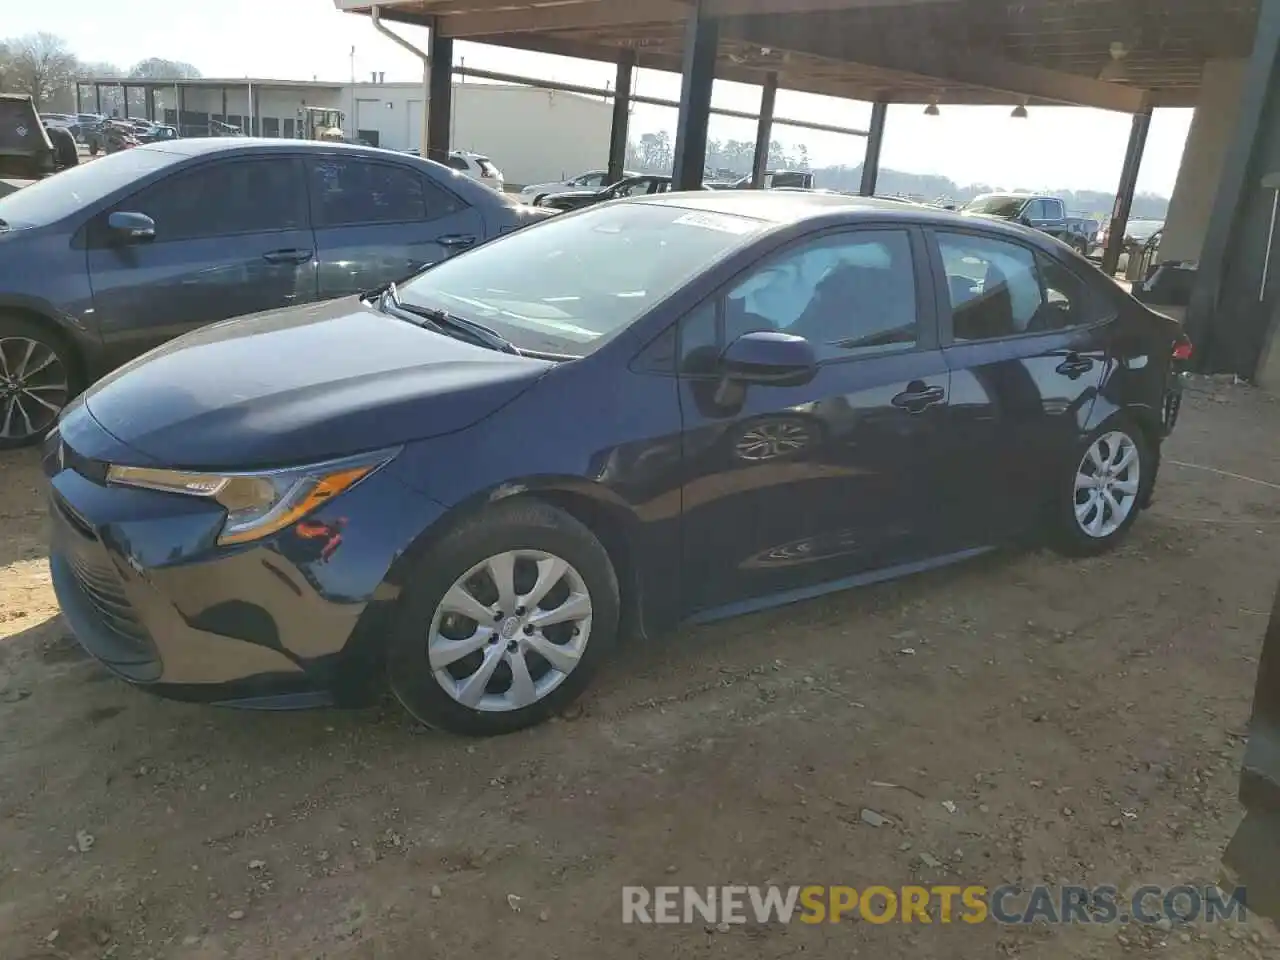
[0,138,549,447]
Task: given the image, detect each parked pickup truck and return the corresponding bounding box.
[960,193,1097,255]
[1,93,77,196]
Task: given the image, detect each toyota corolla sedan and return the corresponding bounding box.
[46,193,1190,736]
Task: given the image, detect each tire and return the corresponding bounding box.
[386,499,620,736]
[0,315,81,450]
[1050,416,1151,557]
[88,140,99,156]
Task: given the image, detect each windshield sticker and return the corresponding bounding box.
[671,212,756,234]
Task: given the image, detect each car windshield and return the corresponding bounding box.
[1127,219,1164,240]
[0,147,181,227]
[399,202,766,356]
[963,194,1028,217]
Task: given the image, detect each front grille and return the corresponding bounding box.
[67,552,154,661]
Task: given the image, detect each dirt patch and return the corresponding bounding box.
[1,384,1278,959]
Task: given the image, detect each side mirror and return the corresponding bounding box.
[108,211,155,242]
[719,331,817,386]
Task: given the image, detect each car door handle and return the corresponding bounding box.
[891,383,946,414]
[262,248,313,264]
[1056,354,1095,379]
[438,234,477,250]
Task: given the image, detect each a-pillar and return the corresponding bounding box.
[751,72,777,188]
[671,1,719,191]
[1100,106,1153,276]
[859,101,888,196]
[607,50,636,185]
[426,23,454,165]
[1187,0,1280,383]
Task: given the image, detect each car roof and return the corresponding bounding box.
[638,190,959,223]
[633,190,1069,245]
[133,137,415,160]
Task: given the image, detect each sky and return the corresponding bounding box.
[12,0,1194,196]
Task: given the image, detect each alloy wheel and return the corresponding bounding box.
[0,337,69,442]
[1074,430,1141,538]
[428,550,593,713]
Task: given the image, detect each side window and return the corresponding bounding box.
[1045,198,1066,220]
[582,172,606,188]
[937,232,1043,340]
[723,229,919,360]
[309,158,462,227]
[445,155,470,171]
[1037,253,1108,331]
[118,158,305,243]
[938,232,1102,340]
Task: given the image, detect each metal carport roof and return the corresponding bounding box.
[335,0,1259,110]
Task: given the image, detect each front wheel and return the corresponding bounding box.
[0,317,79,450]
[386,500,619,736]
[1051,420,1149,556]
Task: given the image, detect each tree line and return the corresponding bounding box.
[0,32,199,113]
[627,128,1169,220]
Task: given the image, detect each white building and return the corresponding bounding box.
[88,77,613,189]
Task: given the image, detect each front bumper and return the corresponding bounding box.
[46,408,446,708]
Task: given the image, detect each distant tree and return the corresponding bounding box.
[3,32,77,107]
[79,60,124,79]
[129,57,201,80]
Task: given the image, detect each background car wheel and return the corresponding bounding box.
[1051,417,1150,557]
[88,140,99,156]
[386,500,619,736]
[0,316,80,450]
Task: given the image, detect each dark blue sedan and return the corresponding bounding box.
[45,192,1189,735]
[0,138,548,447]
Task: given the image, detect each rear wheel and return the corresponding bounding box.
[1051,418,1149,556]
[386,500,619,736]
[0,316,79,450]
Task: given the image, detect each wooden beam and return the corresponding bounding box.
[721,17,1152,111]
[435,0,958,38]
[439,0,687,37]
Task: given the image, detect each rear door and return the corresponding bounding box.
[928,227,1112,542]
[86,154,316,367]
[306,154,486,298]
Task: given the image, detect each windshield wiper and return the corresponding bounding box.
[381,284,521,355]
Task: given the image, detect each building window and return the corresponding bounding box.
[261,117,280,137]
[282,117,295,138]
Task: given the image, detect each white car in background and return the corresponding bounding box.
[518,169,639,204]
[441,150,504,192]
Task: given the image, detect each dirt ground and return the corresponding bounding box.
[1,379,1278,960]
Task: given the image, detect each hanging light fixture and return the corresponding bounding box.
[1099,41,1129,81]
[1011,103,1029,119]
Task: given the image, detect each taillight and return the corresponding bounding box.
[1172,334,1193,361]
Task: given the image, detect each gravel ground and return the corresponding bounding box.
[0,378,1278,959]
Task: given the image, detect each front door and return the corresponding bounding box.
[930,228,1111,542]
[306,155,487,298]
[87,155,316,368]
[677,226,954,616]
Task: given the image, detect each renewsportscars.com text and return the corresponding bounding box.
[622,884,1247,926]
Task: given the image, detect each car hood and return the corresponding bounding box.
[81,297,552,469]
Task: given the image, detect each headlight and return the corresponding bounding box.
[106,448,397,546]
